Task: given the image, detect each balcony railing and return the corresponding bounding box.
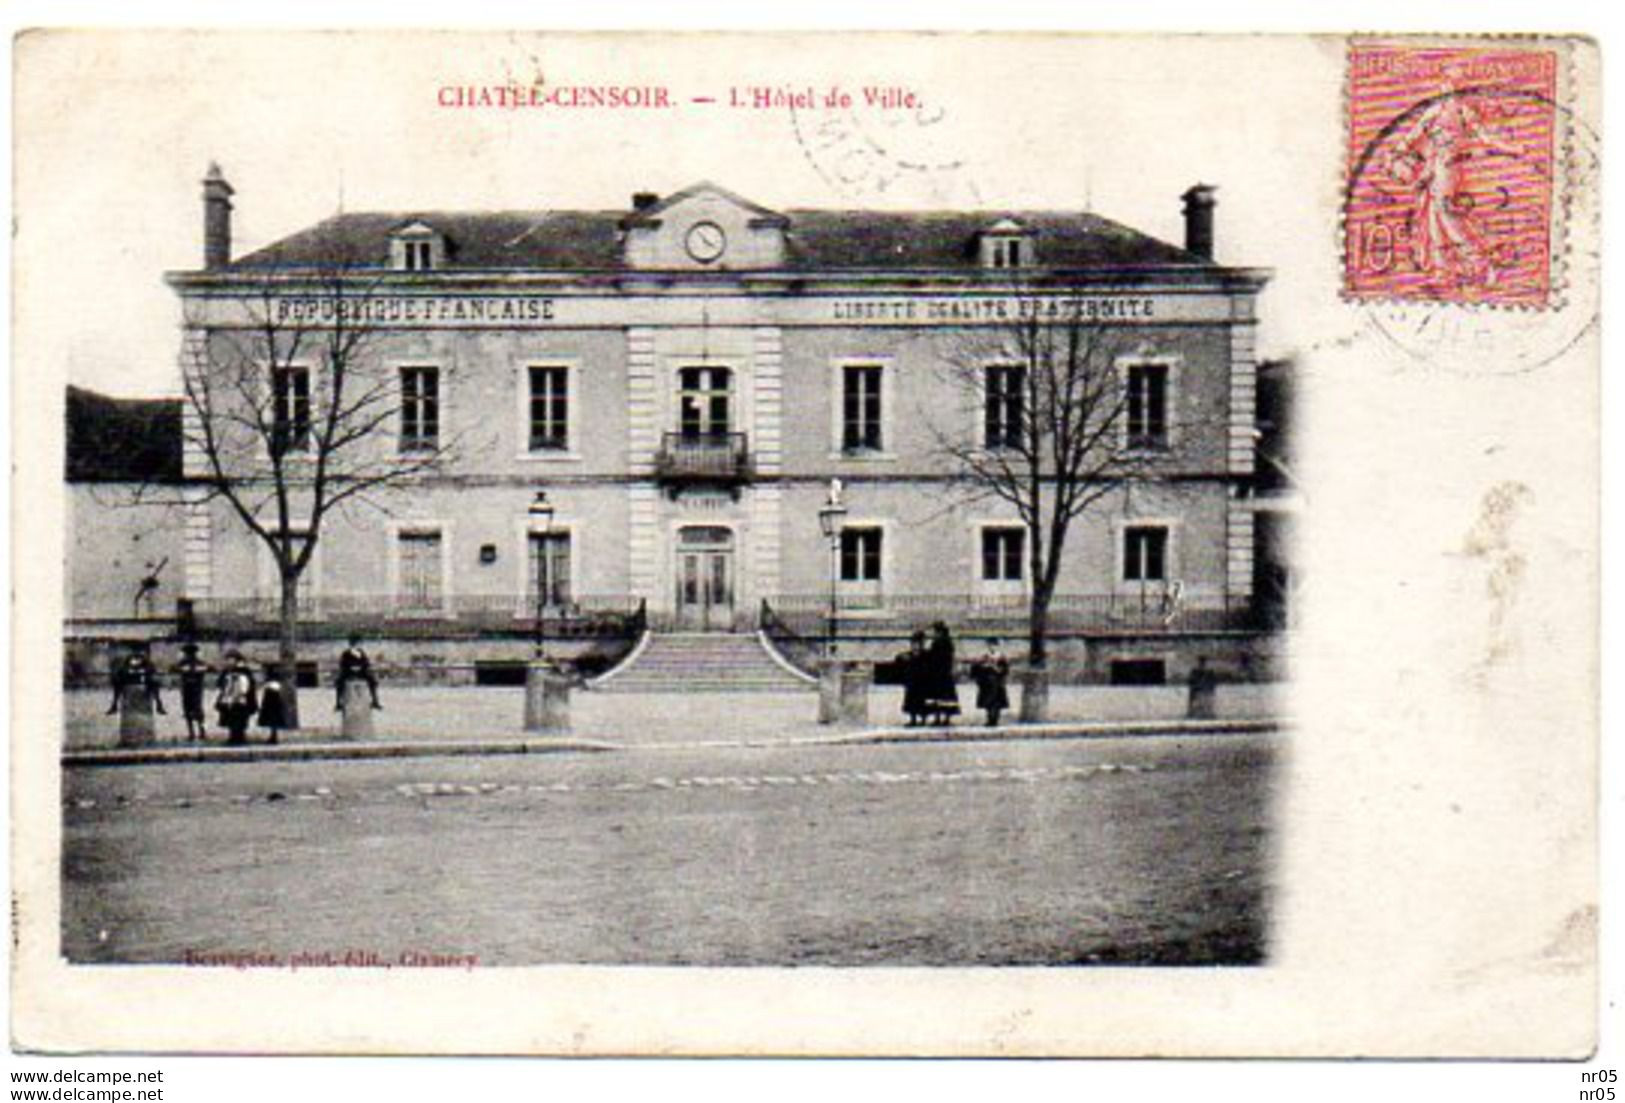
[188,594,647,640]
[760,591,1263,637]
[654,431,751,485]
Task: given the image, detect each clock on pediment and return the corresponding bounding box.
[684,220,727,264]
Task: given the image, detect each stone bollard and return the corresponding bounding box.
[340,681,376,740]
[837,664,870,726]
[1017,667,1050,724]
[817,659,842,725]
[116,686,157,748]
[524,660,571,733]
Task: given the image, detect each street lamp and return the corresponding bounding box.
[816,478,848,659]
[529,490,555,661]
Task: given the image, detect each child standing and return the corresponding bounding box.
[175,643,211,741]
[257,665,292,745]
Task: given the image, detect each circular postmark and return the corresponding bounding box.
[1345,85,1599,375]
[787,93,982,205]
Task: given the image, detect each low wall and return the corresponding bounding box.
[866,682,1283,723]
[779,631,1289,685]
[63,635,637,689]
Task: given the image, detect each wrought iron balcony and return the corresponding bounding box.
[654,431,751,487]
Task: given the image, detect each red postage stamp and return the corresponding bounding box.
[1344,43,1559,308]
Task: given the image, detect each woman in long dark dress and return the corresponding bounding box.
[898,630,928,726]
[923,621,961,725]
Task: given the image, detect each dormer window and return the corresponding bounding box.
[390,221,446,271]
[980,218,1033,269]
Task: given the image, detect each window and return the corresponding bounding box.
[984,364,1025,450]
[1123,525,1169,583]
[528,366,569,451]
[396,530,444,611]
[988,238,1023,267]
[527,532,571,607]
[842,365,884,452]
[678,366,732,438]
[839,527,883,582]
[981,527,1025,583]
[1110,659,1167,686]
[1126,363,1170,448]
[404,240,433,271]
[270,366,311,455]
[391,224,443,271]
[399,366,439,452]
[980,222,1032,268]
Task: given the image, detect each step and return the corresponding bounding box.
[594,631,813,693]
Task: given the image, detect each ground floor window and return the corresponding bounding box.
[839,527,882,582]
[396,530,444,611]
[527,532,572,607]
[981,526,1025,583]
[839,526,883,607]
[1123,524,1170,583]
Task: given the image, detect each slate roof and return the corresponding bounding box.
[228,206,1208,273]
[65,386,183,483]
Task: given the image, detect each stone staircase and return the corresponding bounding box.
[592,632,815,693]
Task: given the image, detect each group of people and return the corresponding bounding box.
[106,636,382,745]
[895,622,1012,728]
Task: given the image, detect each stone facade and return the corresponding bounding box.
[146,176,1276,684]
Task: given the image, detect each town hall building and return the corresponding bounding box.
[71,168,1281,687]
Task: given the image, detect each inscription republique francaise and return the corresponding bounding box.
[268,294,1166,326]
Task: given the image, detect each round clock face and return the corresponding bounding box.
[684,220,727,263]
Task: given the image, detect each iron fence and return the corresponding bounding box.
[188,593,647,640]
[760,591,1262,637]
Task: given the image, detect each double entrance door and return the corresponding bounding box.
[675,525,734,631]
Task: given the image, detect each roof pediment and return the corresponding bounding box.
[622,181,788,229]
[390,219,442,238]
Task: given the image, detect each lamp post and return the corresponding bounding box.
[529,490,555,661]
[816,478,847,659]
[524,489,566,733]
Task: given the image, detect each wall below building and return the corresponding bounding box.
[772,628,1286,686]
[66,484,188,623]
[63,634,636,690]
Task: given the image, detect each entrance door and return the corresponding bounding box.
[676,526,734,631]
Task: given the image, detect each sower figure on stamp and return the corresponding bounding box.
[174,642,211,742]
[214,650,258,746]
[335,635,382,711]
[970,638,1011,728]
[1384,83,1528,290]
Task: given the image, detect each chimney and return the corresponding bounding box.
[631,191,659,212]
[202,163,235,269]
[1181,184,1217,260]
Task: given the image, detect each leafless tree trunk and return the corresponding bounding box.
[146,232,465,729]
[931,289,1163,672]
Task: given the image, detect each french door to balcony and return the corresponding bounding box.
[676,526,734,631]
[677,366,732,439]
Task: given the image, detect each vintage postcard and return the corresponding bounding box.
[10,30,1599,1056]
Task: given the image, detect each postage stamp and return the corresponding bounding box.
[1343,43,1559,308]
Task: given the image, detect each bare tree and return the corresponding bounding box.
[174,238,458,728]
[931,292,1169,674]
